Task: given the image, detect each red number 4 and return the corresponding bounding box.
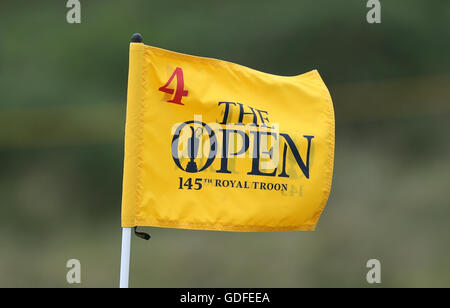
[158,67,188,105]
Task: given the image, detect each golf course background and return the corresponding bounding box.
[0,0,449,287]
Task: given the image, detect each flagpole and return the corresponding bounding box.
[119,33,143,289]
[119,227,132,288]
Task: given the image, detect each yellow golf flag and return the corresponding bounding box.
[121,41,334,232]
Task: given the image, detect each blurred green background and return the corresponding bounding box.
[0,0,449,287]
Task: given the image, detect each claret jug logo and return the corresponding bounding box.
[172,119,218,173]
[170,103,314,180]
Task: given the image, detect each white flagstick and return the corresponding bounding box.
[120,33,144,289]
[119,227,132,288]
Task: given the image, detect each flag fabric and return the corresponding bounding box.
[121,42,335,232]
